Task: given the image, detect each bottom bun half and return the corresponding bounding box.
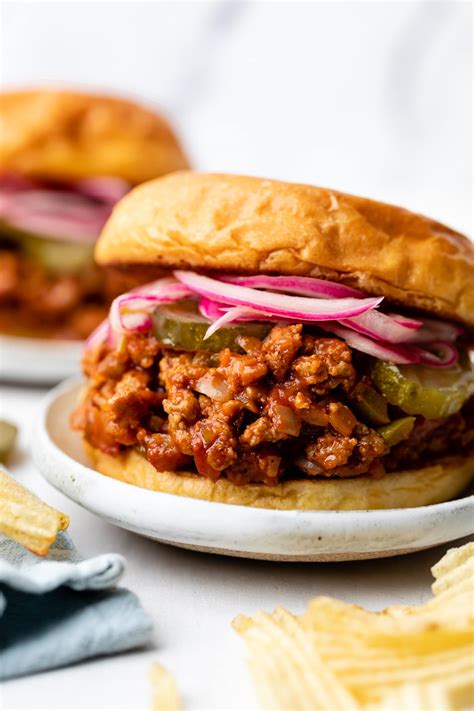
[83,442,474,511]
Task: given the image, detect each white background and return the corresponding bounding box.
[1,2,473,710]
[2,0,473,233]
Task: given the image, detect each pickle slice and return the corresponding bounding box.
[378,417,415,447]
[350,381,390,425]
[0,419,18,463]
[371,357,474,420]
[0,220,94,274]
[153,301,272,353]
[22,236,94,274]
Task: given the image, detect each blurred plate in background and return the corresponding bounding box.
[0,335,83,384]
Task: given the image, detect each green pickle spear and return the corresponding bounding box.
[371,357,474,420]
[378,417,415,447]
[153,301,272,353]
[0,420,18,464]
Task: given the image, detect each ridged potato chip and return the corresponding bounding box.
[233,543,474,710]
[234,608,357,711]
[0,467,69,555]
[150,663,181,711]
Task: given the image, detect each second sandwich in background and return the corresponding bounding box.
[0,89,189,340]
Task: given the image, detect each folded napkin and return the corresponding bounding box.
[0,532,153,680]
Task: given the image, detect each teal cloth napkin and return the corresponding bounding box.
[0,532,153,680]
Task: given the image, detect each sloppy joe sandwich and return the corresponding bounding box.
[72,172,474,510]
[0,89,189,339]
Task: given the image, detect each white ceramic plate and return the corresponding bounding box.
[0,335,83,384]
[34,379,474,562]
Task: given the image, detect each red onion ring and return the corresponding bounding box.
[74,177,130,204]
[174,271,383,321]
[388,314,424,330]
[413,342,459,367]
[218,274,364,298]
[322,324,420,364]
[401,318,465,344]
[0,174,129,243]
[219,274,424,344]
[84,319,110,352]
[109,280,193,334]
[339,310,423,344]
[198,298,224,321]
[84,273,462,367]
[204,306,266,339]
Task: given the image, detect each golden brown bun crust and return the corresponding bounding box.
[0,89,190,183]
[84,442,474,511]
[96,172,474,325]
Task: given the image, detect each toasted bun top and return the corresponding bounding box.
[0,89,190,183]
[96,172,474,325]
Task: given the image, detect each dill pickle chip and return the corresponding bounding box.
[0,420,18,464]
[371,357,474,420]
[0,220,94,274]
[21,236,94,274]
[153,301,272,353]
[378,417,415,447]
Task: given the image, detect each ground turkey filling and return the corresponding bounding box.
[72,324,474,485]
[0,250,148,339]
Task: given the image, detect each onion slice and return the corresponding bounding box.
[198,298,225,321]
[174,271,383,321]
[413,342,459,367]
[339,310,423,344]
[204,306,265,339]
[218,274,364,298]
[388,313,425,330]
[84,319,109,352]
[0,189,112,242]
[74,177,130,203]
[401,317,465,344]
[84,271,462,369]
[109,279,193,334]
[322,323,420,364]
[0,174,130,243]
[324,324,458,366]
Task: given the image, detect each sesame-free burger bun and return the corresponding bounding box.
[96,172,474,326]
[0,89,189,184]
[84,442,474,510]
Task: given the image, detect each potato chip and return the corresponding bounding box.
[368,682,451,711]
[233,608,358,710]
[149,663,181,711]
[0,467,69,555]
[234,543,474,710]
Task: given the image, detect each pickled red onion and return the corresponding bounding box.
[109,280,192,333]
[174,271,383,321]
[84,272,462,367]
[218,274,364,298]
[320,324,420,364]
[0,174,129,243]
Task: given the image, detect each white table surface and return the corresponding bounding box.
[1,380,471,711]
